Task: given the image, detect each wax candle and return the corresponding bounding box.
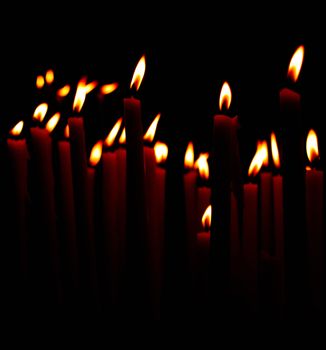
[279,45,308,314]
[305,129,324,313]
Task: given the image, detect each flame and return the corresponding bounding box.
[154,141,168,164]
[36,75,45,89]
[260,140,269,167]
[45,69,54,85]
[306,129,319,163]
[271,132,281,168]
[45,112,61,133]
[194,152,209,180]
[9,120,24,136]
[287,45,304,83]
[144,113,161,143]
[104,117,123,147]
[100,83,119,95]
[184,142,195,169]
[130,54,146,91]
[89,140,103,167]
[33,102,48,122]
[201,204,212,230]
[219,81,232,111]
[64,125,70,138]
[73,77,88,113]
[85,81,98,94]
[119,128,126,144]
[248,141,267,177]
[57,85,71,98]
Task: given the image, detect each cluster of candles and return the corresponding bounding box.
[4,45,324,318]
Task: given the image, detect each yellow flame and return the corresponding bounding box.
[119,128,126,144]
[64,125,70,139]
[85,80,98,94]
[287,45,304,83]
[73,77,87,113]
[306,129,319,163]
[219,81,232,111]
[36,75,45,89]
[45,69,54,85]
[194,152,209,180]
[33,102,48,122]
[57,85,71,98]
[104,117,123,147]
[9,120,24,136]
[89,140,103,167]
[271,132,281,168]
[130,54,146,91]
[184,142,195,169]
[248,141,267,177]
[45,112,61,133]
[100,82,119,95]
[154,141,168,164]
[144,113,161,143]
[201,204,212,230]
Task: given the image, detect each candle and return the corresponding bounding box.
[279,45,308,314]
[305,129,324,314]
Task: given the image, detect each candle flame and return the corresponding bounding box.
[248,141,267,177]
[184,141,195,169]
[89,140,103,167]
[219,81,232,111]
[64,125,70,139]
[45,69,54,85]
[33,102,48,122]
[194,152,209,180]
[119,128,126,144]
[271,132,281,168]
[85,80,98,94]
[73,77,88,113]
[260,140,269,167]
[130,54,146,91]
[100,83,119,95]
[287,45,304,83]
[104,117,123,147]
[201,204,212,230]
[154,141,168,164]
[144,113,161,143]
[36,75,45,89]
[57,85,71,98]
[9,120,24,136]
[45,112,61,133]
[306,129,319,163]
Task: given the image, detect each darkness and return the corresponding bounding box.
[1,11,326,322]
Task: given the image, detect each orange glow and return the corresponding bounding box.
[219,81,232,111]
[85,80,98,94]
[260,140,269,167]
[89,140,103,167]
[9,120,24,136]
[184,142,195,169]
[271,132,281,168]
[104,117,123,147]
[45,112,61,133]
[287,45,304,83]
[201,204,212,230]
[119,128,126,144]
[130,54,146,91]
[64,125,70,139]
[248,142,266,177]
[57,85,71,98]
[154,141,168,164]
[144,113,161,143]
[45,69,54,85]
[36,75,45,89]
[73,77,88,113]
[33,102,48,122]
[194,152,209,180]
[100,83,119,95]
[306,129,319,163]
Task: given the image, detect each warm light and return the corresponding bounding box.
[287,45,304,83]
[33,102,48,122]
[45,69,54,85]
[85,81,98,94]
[201,204,212,230]
[154,141,168,164]
[248,142,266,177]
[73,77,88,113]
[89,140,103,167]
[271,132,281,168]
[184,142,195,169]
[144,113,161,143]
[119,128,126,144]
[260,140,269,167]
[219,81,232,111]
[104,117,123,147]
[45,112,61,133]
[36,75,45,89]
[130,54,146,91]
[306,129,319,163]
[9,120,24,136]
[100,83,119,95]
[64,125,70,139]
[194,152,209,180]
[57,85,71,98]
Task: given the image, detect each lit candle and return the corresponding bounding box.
[279,45,307,313]
[305,129,323,313]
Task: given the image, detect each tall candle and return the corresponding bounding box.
[305,129,324,314]
[279,45,308,314]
